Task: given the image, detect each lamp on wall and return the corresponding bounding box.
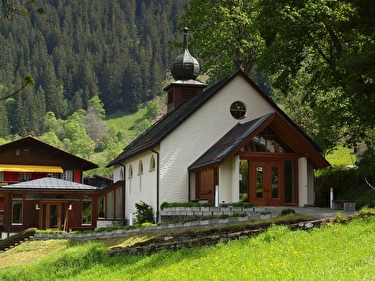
[68,204,72,210]
[36,203,40,210]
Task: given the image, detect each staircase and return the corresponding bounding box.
[0,228,36,253]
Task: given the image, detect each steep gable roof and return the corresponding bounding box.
[189,113,274,170]
[0,136,98,171]
[107,69,324,166]
[189,112,330,170]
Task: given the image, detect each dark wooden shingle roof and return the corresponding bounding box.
[189,113,274,170]
[107,70,325,167]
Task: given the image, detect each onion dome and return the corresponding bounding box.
[171,27,200,81]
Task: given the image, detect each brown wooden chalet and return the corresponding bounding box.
[0,136,119,238]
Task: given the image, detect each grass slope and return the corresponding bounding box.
[326,146,355,167]
[105,108,148,137]
[2,210,375,280]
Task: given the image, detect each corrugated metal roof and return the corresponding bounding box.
[189,113,274,170]
[1,177,100,191]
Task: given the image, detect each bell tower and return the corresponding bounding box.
[164,27,207,113]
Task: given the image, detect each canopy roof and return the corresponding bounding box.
[0,164,63,173]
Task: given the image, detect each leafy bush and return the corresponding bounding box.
[135,201,154,224]
[315,167,374,207]
[280,208,296,216]
[231,201,243,207]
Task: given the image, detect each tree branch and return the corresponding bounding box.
[0,76,34,101]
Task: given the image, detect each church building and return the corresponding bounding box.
[107,28,330,223]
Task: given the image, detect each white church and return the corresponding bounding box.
[107,29,329,223]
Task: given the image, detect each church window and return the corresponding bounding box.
[128,165,133,178]
[230,101,246,119]
[138,160,143,175]
[150,156,156,171]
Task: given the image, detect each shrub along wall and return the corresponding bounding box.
[315,168,375,207]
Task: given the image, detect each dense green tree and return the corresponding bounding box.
[1,0,189,136]
[145,99,161,121]
[181,0,375,153]
[39,131,61,148]
[178,0,260,80]
[0,101,9,137]
[254,0,375,148]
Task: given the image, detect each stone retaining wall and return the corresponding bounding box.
[33,207,279,241]
[160,206,270,222]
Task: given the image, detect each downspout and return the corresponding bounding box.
[119,164,126,225]
[6,193,11,238]
[151,147,160,223]
[188,170,191,202]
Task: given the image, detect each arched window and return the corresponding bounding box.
[138,160,143,175]
[128,165,133,178]
[150,155,156,171]
[120,167,124,180]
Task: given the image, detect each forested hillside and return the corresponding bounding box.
[0,0,188,137]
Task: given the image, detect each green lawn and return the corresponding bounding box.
[2,210,375,280]
[325,146,356,167]
[105,108,148,137]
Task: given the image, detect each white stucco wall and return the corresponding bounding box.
[219,156,240,203]
[298,157,315,206]
[158,75,275,204]
[114,150,157,222]
[112,74,277,219]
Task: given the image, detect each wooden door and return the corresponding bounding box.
[45,203,63,230]
[250,161,284,206]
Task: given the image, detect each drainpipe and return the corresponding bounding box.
[188,170,191,202]
[6,193,11,238]
[119,164,126,225]
[151,147,160,223]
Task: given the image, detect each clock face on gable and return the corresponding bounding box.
[230,101,246,119]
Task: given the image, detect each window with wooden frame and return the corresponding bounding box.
[81,195,92,225]
[128,165,133,179]
[150,156,156,171]
[138,160,143,175]
[230,101,246,119]
[12,194,23,225]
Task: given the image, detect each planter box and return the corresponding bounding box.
[260,214,271,220]
[200,220,210,226]
[219,218,229,224]
[193,211,203,216]
[184,221,199,227]
[239,216,249,222]
[228,217,239,223]
[202,211,213,216]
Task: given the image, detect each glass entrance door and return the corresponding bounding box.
[45,203,63,230]
[250,161,284,206]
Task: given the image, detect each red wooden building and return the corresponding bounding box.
[0,136,107,238]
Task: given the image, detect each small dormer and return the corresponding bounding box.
[164,28,207,113]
